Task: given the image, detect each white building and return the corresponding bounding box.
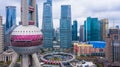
[72,60,96,67]
[0,49,16,62]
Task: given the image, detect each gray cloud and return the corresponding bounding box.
[0,0,120,29]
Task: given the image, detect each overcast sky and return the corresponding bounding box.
[0,0,120,30]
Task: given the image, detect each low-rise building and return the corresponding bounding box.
[73,41,106,56]
[0,49,16,62]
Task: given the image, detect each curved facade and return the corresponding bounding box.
[10,25,43,54]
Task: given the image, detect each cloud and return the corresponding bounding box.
[0,0,120,29]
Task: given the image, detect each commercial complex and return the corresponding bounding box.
[60,5,72,48]
[74,41,106,56]
[74,43,93,56]
[84,17,101,41]
[42,0,54,48]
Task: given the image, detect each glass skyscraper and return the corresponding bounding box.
[42,0,54,48]
[72,20,78,41]
[60,5,72,48]
[84,17,101,41]
[6,6,16,31]
[5,6,16,50]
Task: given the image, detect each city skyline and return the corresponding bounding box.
[0,0,120,30]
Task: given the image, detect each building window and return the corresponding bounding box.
[114,35,118,40]
[28,0,32,6]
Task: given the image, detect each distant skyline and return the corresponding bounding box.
[0,0,120,30]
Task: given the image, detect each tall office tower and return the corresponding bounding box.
[36,4,39,27]
[42,0,54,48]
[79,25,84,42]
[60,5,72,49]
[72,20,78,41]
[6,6,16,31]
[9,0,43,67]
[100,19,109,41]
[5,6,16,50]
[106,29,120,64]
[0,16,4,53]
[84,17,101,41]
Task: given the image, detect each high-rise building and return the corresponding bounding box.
[79,25,84,42]
[84,17,101,41]
[72,20,78,41]
[5,6,16,50]
[106,29,120,63]
[6,6,16,31]
[42,0,54,48]
[0,16,4,53]
[36,4,39,27]
[60,5,72,48]
[100,19,109,41]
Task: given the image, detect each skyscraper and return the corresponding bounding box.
[79,25,84,42]
[100,19,108,41]
[5,6,16,50]
[60,5,72,48]
[84,17,101,41]
[106,29,120,64]
[72,20,78,41]
[42,0,54,48]
[0,16,4,53]
[6,6,16,31]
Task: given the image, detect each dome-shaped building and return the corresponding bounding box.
[10,25,43,54]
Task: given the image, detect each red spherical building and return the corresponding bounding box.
[10,25,43,54]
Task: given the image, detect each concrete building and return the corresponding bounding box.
[73,43,93,56]
[0,16,4,53]
[74,41,106,56]
[42,0,54,48]
[0,49,16,63]
[100,19,109,41]
[60,5,72,49]
[106,29,120,64]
